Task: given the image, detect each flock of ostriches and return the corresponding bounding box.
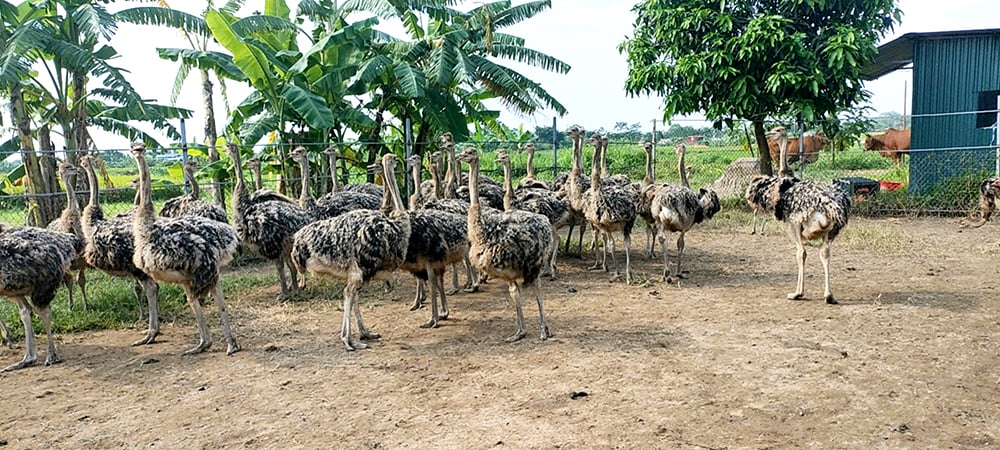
[7,124,971,372]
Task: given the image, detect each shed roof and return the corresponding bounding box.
[861,28,1000,80]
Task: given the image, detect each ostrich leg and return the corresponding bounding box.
[505,282,527,343]
[530,282,551,341]
[39,305,60,366]
[820,239,837,304]
[181,286,213,355]
[212,284,240,354]
[3,297,36,371]
[132,279,160,346]
[787,223,807,301]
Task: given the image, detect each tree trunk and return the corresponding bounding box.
[70,70,88,166]
[38,125,63,214]
[201,69,225,207]
[752,120,774,177]
[365,112,385,184]
[11,85,56,226]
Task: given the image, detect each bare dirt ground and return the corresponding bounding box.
[2,216,999,449]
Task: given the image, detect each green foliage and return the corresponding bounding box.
[620,0,902,123]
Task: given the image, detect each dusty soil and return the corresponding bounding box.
[2,216,999,449]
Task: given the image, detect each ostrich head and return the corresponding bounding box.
[183,159,198,173]
[643,142,653,154]
[79,154,94,170]
[495,149,510,165]
[246,157,260,170]
[57,161,79,184]
[429,151,444,169]
[675,143,686,155]
[520,142,536,154]
[290,146,309,164]
[130,141,146,157]
[405,153,422,171]
[587,132,602,149]
[600,135,609,149]
[564,126,584,140]
[765,126,787,142]
[456,146,479,165]
[438,132,454,146]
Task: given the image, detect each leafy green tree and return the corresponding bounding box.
[619,0,901,175]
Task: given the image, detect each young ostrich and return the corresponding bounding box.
[649,143,721,281]
[0,225,83,371]
[558,126,594,256]
[401,154,470,328]
[458,146,553,342]
[159,159,228,223]
[578,132,638,283]
[131,142,242,355]
[246,157,296,204]
[754,126,851,304]
[292,147,380,220]
[46,162,89,310]
[497,149,571,278]
[79,155,161,345]
[291,153,411,350]
[421,150,481,294]
[516,143,551,191]
[229,144,312,299]
[959,176,1000,228]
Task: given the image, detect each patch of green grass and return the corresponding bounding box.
[0,263,284,339]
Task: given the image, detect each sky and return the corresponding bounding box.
[64,0,1000,148]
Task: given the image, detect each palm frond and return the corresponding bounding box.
[70,3,116,43]
[115,7,209,38]
[157,48,246,81]
[490,44,570,73]
[490,0,551,30]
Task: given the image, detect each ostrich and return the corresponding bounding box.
[457,146,553,342]
[401,154,470,328]
[421,150,481,294]
[595,134,633,188]
[649,143,721,281]
[46,162,89,310]
[291,153,411,350]
[159,159,228,223]
[636,141,661,258]
[131,142,242,355]
[326,148,383,197]
[516,143,551,191]
[558,126,594,256]
[228,144,312,299]
[752,126,851,304]
[247,157,264,190]
[577,132,637,283]
[291,147,380,219]
[0,225,83,371]
[79,155,162,345]
[959,176,1000,228]
[497,149,571,278]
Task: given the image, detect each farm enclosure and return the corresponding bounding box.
[1,216,997,448]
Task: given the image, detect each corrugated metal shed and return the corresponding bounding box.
[863,28,1000,194]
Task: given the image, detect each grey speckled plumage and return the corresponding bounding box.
[765,126,852,304]
[132,142,241,355]
[307,147,381,219]
[580,132,637,284]
[291,153,411,351]
[0,226,82,370]
[458,146,553,343]
[231,144,311,299]
[159,159,228,223]
[342,182,383,197]
[649,183,720,281]
[960,176,1000,228]
[79,155,161,346]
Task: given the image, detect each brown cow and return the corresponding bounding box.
[864,128,911,164]
[767,134,830,166]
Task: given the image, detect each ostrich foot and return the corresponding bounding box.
[675,271,689,280]
[226,340,241,355]
[45,353,61,366]
[182,339,212,356]
[587,262,603,271]
[343,336,369,351]
[131,330,159,346]
[540,326,552,341]
[787,292,805,300]
[360,330,381,340]
[463,285,480,293]
[825,295,838,305]
[420,318,439,329]
[409,300,423,311]
[446,287,460,295]
[505,329,527,343]
[2,358,35,372]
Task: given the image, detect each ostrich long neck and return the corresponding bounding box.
[133,151,156,246]
[778,135,789,175]
[230,145,249,229]
[590,141,601,191]
[568,133,584,204]
[643,147,655,187]
[383,162,408,217]
[327,152,340,192]
[501,158,513,211]
[252,164,263,190]
[430,161,443,200]
[186,165,200,198]
[600,140,610,178]
[297,157,315,209]
[409,161,421,211]
[467,157,482,224]
[446,149,459,199]
[526,148,536,179]
[678,146,689,189]
[81,162,102,239]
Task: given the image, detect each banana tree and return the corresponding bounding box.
[116,0,248,206]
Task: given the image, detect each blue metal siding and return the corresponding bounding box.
[909,34,1000,194]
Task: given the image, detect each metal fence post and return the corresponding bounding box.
[180,118,190,194]
[995,94,999,177]
[651,119,657,176]
[797,115,805,179]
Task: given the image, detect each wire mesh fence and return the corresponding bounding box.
[1,117,997,226]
